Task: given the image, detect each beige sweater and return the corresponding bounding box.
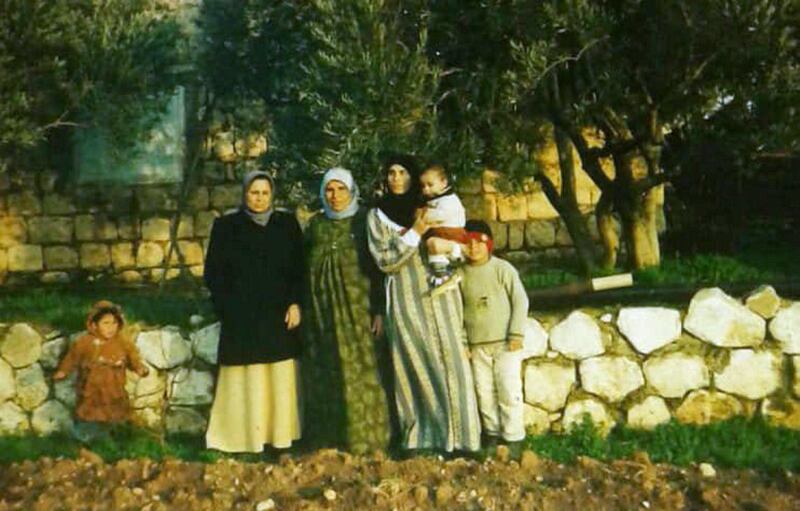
[459,257,529,345]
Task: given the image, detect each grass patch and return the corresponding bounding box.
[526,417,800,472]
[521,248,800,290]
[2,417,798,472]
[0,287,214,331]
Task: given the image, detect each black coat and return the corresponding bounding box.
[204,210,305,365]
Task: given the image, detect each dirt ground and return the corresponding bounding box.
[1,447,798,510]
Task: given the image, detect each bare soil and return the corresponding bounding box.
[1,447,798,510]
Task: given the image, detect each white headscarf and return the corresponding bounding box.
[320,167,360,220]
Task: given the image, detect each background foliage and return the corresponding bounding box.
[0,0,188,172]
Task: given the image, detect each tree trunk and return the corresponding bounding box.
[595,193,619,270]
[551,124,598,276]
[621,186,661,269]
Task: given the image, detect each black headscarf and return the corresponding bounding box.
[377,154,421,228]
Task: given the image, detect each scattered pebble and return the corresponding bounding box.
[323,489,337,501]
[699,463,717,478]
[255,498,275,510]
[642,500,651,508]
[495,445,511,463]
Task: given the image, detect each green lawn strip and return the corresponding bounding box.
[521,249,800,290]
[2,418,798,472]
[0,287,214,331]
[525,417,800,472]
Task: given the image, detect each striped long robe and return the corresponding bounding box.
[367,208,481,452]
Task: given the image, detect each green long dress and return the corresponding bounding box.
[303,208,392,454]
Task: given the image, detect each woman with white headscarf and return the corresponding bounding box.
[303,167,392,454]
[203,171,304,453]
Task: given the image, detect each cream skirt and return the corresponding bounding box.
[206,359,301,453]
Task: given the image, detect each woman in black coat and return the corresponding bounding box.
[203,171,304,453]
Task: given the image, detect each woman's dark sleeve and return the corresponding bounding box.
[204,218,230,318]
[287,215,306,305]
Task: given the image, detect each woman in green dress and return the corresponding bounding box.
[303,167,392,454]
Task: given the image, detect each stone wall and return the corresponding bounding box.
[0,175,245,286]
[1,285,799,437]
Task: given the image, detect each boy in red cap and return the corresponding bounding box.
[459,220,529,449]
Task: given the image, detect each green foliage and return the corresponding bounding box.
[633,250,800,287]
[201,0,443,199]
[526,417,800,472]
[0,288,213,332]
[0,0,188,171]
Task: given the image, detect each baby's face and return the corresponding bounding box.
[420,171,448,199]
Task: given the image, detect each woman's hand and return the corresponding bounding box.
[371,315,384,338]
[53,371,67,381]
[137,366,150,378]
[285,304,302,330]
[412,208,441,236]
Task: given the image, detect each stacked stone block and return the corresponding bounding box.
[0,182,239,286]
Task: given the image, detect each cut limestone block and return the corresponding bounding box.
[168,368,214,405]
[0,401,30,435]
[0,358,15,402]
[165,407,208,435]
[627,396,671,430]
[675,390,743,425]
[683,288,765,348]
[580,356,645,403]
[523,360,576,412]
[14,364,49,411]
[562,398,616,436]
[31,400,73,436]
[745,285,781,319]
[522,317,549,356]
[643,352,710,399]
[769,303,800,354]
[523,404,552,435]
[136,328,192,370]
[761,398,800,430]
[714,349,781,400]
[617,307,681,355]
[190,322,220,365]
[549,311,605,360]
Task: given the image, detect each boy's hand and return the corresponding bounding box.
[53,371,67,380]
[285,304,301,330]
[507,339,523,352]
[137,367,150,378]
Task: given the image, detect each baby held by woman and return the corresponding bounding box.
[419,164,469,290]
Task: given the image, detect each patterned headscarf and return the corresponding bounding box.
[241,170,275,226]
[320,167,360,220]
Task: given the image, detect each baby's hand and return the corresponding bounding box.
[507,339,523,352]
[137,367,150,377]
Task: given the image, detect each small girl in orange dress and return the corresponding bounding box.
[54,300,149,441]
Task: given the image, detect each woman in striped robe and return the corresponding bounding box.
[366,156,481,452]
